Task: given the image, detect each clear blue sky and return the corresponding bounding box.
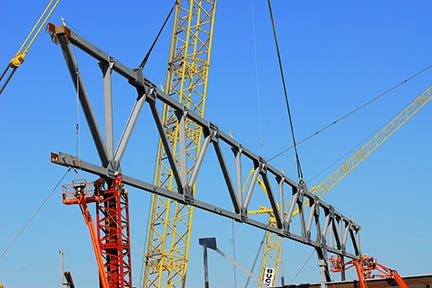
[1,1,431,287]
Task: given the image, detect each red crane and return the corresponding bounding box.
[62,176,131,288]
[330,255,408,288]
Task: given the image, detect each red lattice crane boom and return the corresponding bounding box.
[61,176,132,288]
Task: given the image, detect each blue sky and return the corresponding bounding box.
[1,1,431,287]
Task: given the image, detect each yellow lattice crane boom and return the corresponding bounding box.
[143,1,217,287]
[310,84,432,197]
[0,0,60,95]
[251,84,432,286]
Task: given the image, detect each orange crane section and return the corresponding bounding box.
[330,255,408,288]
[62,177,132,288]
[62,179,109,288]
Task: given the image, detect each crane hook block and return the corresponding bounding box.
[9,52,26,68]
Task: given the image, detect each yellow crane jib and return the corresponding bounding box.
[311,83,432,199]
[247,83,432,286]
[0,0,60,95]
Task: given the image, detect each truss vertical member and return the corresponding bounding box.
[143,1,217,287]
[62,177,132,288]
[48,22,362,288]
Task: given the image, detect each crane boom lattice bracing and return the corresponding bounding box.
[311,84,432,197]
[62,178,132,288]
[144,1,216,287]
[254,84,432,285]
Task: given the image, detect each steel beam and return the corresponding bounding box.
[48,23,362,262]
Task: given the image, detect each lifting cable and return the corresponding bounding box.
[0,168,71,262]
[267,0,303,180]
[291,249,315,282]
[267,63,432,162]
[137,1,177,71]
[75,67,81,158]
[251,0,264,149]
[244,231,266,288]
[308,124,383,184]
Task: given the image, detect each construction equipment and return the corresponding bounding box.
[49,21,362,287]
[330,255,408,288]
[143,1,217,287]
[251,83,432,286]
[0,0,60,95]
[61,177,132,288]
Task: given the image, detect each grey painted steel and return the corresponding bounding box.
[199,238,216,288]
[55,32,109,167]
[179,110,187,187]
[148,100,185,193]
[48,25,362,265]
[113,92,146,166]
[101,60,114,161]
[315,246,332,286]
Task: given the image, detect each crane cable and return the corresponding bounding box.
[291,250,315,282]
[251,0,264,150]
[0,0,61,95]
[267,0,303,180]
[137,1,176,71]
[75,66,81,158]
[267,64,432,162]
[0,168,71,261]
[244,231,266,288]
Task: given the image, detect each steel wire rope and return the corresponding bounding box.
[267,0,303,180]
[291,249,315,282]
[0,167,72,261]
[75,64,80,158]
[137,1,176,71]
[267,63,432,162]
[307,123,385,185]
[251,0,264,150]
[244,231,266,288]
[135,3,179,285]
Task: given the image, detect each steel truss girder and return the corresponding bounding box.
[48,23,361,266]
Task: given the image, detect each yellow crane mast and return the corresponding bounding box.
[252,84,432,286]
[0,0,60,95]
[143,1,217,287]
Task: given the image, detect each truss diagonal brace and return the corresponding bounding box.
[48,23,362,261]
[52,26,109,167]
